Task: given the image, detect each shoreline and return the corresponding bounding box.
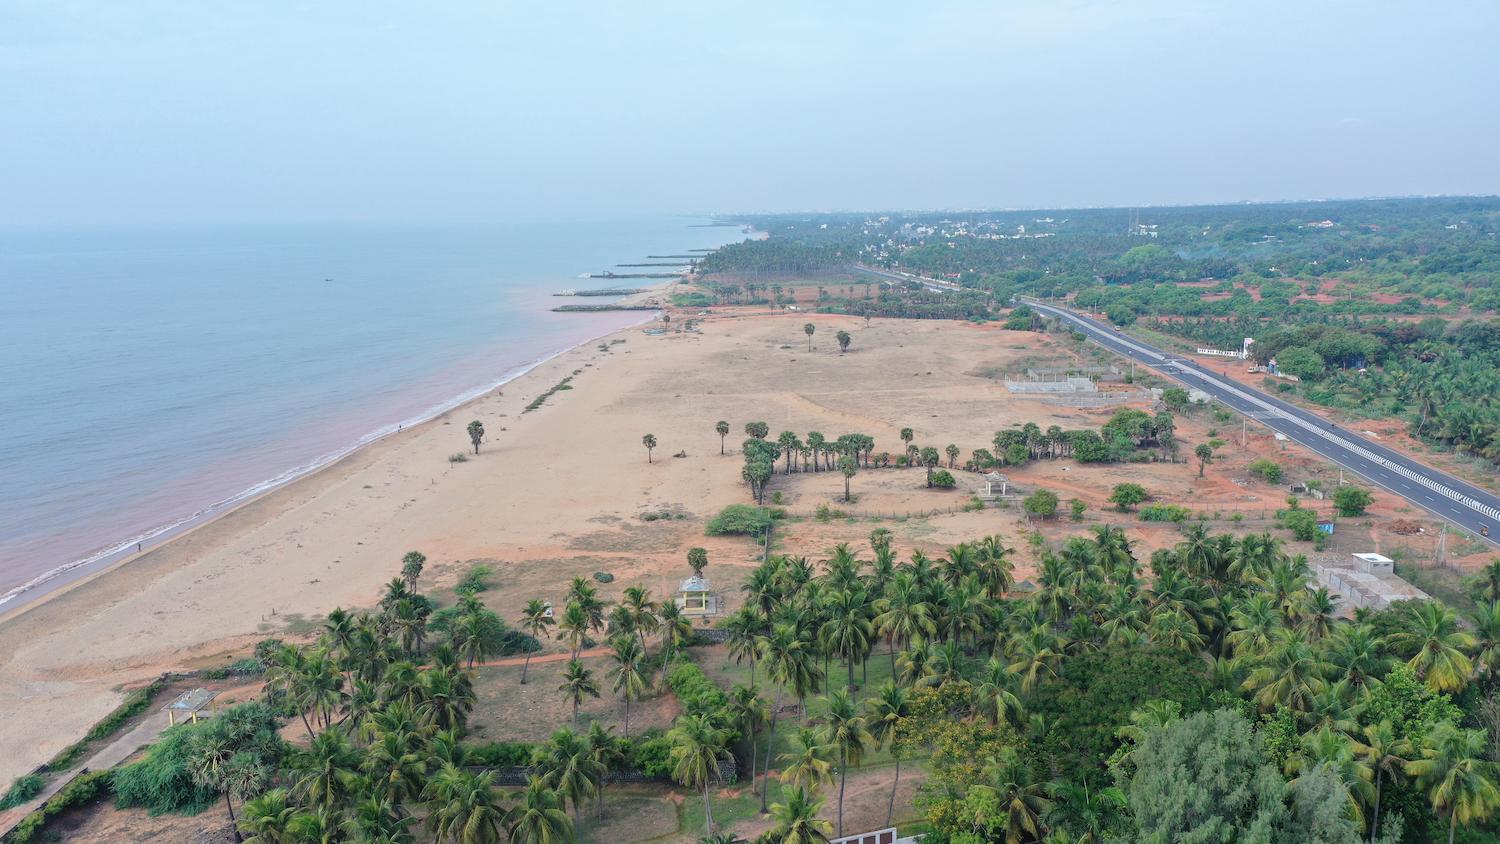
[0,297,669,623]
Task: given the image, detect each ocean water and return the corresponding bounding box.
[0,218,743,611]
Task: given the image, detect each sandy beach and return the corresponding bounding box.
[0,297,1433,786]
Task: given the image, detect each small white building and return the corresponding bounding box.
[1352,552,1394,576]
[979,472,1010,500]
[674,574,722,618]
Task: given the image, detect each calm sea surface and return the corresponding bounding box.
[0,218,743,610]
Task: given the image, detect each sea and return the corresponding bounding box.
[0,217,745,613]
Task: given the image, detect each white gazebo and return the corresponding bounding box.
[979,472,1010,500]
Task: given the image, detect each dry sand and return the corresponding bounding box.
[0,306,1444,786]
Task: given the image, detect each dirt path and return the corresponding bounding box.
[0,715,169,838]
[471,646,611,670]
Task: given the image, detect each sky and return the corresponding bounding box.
[2,0,1498,225]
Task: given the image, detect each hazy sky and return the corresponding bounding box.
[3,1,1498,225]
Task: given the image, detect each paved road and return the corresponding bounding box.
[1023,299,1500,548]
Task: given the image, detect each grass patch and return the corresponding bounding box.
[524,376,575,412]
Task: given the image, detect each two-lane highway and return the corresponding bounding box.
[1024,299,1500,547]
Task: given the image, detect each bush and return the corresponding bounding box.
[6,770,112,844]
[1108,482,1148,511]
[963,496,986,512]
[456,564,493,594]
[114,702,282,817]
[666,658,730,719]
[592,571,615,583]
[624,731,674,779]
[0,774,44,810]
[465,740,535,767]
[1333,486,1373,517]
[112,725,218,815]
[1139,503,1192,523]
[1246,458,1283,483]
[1069,499,1088,522]
[1023,489,1059,519]
[1277,507,1321,541]
[449,452,468,463]
[704,504,778,536]
[929,469,956,489]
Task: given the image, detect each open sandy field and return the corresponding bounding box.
[0,301,1472,790]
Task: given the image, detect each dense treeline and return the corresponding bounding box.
[705,198,1500,468]
[721,525,1500,843]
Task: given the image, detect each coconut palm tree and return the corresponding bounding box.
[1284,725,1375,829]
[558,602,591,661]
[976,658,1026,730]
[767,787,833,844]
[531,728,605,819]
[804,322,816,351]
[659,601,695,671]
[669,713,731,835]
[1390,602,1475,693]
[424,765,506,844]
[974,752,1051,844]
[727,685,770,799]
[1405,722,1500,844]
[239,788,297,844]
[716,421,731,455]
[1356,720,1411,842]
[505,777,574,844]
[1242,629,1331,713]
[1045,780,1126,844]
[621,586,661,653]
[760,622,819,809]
[518,600,555,685]
[823,689,872,837]
[864,682,910,827]
[820,588,874,696]
[724,608,765,687]
[292,730,360,813]
[558,659,600,729]
[607,635,648,736]
[343,795,416,844]
[1468,600,1500,687]
[779,727,835,794]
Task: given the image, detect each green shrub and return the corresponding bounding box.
[962,497,986,512]
[112,723,217,816]
[448,452,468,463]
[592,571,615,583]
[625,731,674,779]
[465,740,535,767]
[1333,486,1373,516]
[1246,458,1282,483]
[0,774,44,810]
[114,702,282,817]
[1276,506,1320,541]
[704,504,778,536]
[665,659,730,720]
[456,564,493,594]
[1139,503,1192,523]
[929,469,956,489]
[6,770,112,844]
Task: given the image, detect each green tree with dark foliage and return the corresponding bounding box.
[716,420,730,454]
[1334,486,1374,517]
[467,420,485,455]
